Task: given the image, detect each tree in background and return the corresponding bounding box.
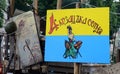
[0,0,6,27]
[38,0,57,17]
[62,0,79,8]
[15,0,33,11]
[38,0,81,16]
[15,0,57,17]
[110,2,118,39]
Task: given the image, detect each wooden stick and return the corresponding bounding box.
[74,63,80,74]
[74,2,82,74]
[57,0,62,9]
[33,0,38,15]
[76,2,80,8]
[10,0,15,17]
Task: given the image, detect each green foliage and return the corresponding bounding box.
[0,10,4,27]
[110,2,118,39]
[38,0,79,16]
[90,0,114,7]
[15,0,33,11]
[38,0,57,16]
[0,0,6,27]
[15,0,57,17]
[62,0,79,8]
[0,18,3,27]
[0,0,6,9]
[103,0,113,7]
[90,0,103,6]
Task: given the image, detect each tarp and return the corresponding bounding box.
[12,11,42,67]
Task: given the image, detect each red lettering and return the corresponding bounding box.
[48,14,59,34]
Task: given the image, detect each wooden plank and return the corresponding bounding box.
[48,62,73,67]
[47,62,73,73]
[48,66,73,73]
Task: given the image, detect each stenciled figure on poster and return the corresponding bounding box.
[63,25,83,59]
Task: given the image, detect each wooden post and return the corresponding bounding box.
[10,0,15,17]
[74,2,82,74]
[74,63,80,74]
[57,0,62,9]
[33,0,41,32]
[76,2,80,8]
[33,0,38,15]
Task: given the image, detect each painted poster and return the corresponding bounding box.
[12,11,42,67]
[45,7,110,64]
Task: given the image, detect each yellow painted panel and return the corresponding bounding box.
[46,7,109,36]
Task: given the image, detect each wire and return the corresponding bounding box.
[62,1,120,15]
[62,2,77,8]
[40,1,120,22]
[40,2,78,21]
[84,3,120,15]
[84,3,96,7]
